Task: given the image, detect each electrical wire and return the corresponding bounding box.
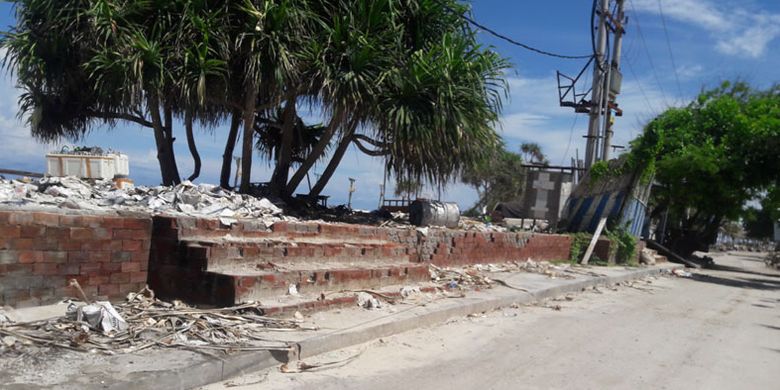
[561,114,581,166]
[625,54,659,116]
[627,0,670,108]
[437,0,593,60]
[656,0,683,100]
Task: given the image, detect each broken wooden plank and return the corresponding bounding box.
[581,217,608,265]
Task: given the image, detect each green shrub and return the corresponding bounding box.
[606,225,638,265]
[569,232,592,263]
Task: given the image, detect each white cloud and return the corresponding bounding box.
[631,0,780,58]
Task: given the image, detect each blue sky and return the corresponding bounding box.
[0,0,778,210]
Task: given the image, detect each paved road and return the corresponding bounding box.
[206,252,780,390]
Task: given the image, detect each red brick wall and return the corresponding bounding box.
[150,216,572,267]
[0,209,152,307]
[410,230,572,266]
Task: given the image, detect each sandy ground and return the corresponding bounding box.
[203,252,780,390]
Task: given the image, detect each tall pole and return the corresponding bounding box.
[602,0,625,162]
[347,177,356,209]
[584,0,610,169]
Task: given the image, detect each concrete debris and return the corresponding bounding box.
[429,264,494,291]
[287,284,299,296]
[670,268,693,278]
[66,301,129,335]
[429,259,609,293]
[459,217,507,232]
[399,286,421,298]
[356,292,381,309]
[0,287,308,355]
[0,176,286,222]
[640,249,657,265]
[2,336,17,348]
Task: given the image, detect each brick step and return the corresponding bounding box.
[166,216,415,243]
[181,238,413,270]
[225,262,430,302]
[150,261,430,306]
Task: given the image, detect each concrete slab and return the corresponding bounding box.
[1,301,70,323]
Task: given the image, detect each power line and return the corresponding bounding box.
[656,0,683,100]
[625,55,659,116]
[438,1,593,60]
[628,0,670,108]
[561,114,581,166]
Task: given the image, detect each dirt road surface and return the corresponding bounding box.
[204,252,779,390]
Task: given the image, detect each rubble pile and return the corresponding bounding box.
[0,287,307,356]
[0,176,287,224]
[429,264,495,291]
[458,217,508,232]
[429,260,610,292]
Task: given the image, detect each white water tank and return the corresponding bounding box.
[46,152,129,179]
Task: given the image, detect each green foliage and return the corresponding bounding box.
[605,225,638,265]
[2,0,510,193]
[461,145,526,212]
[588,160,611,183]
[568,232,592,264]
[627,81,780,255]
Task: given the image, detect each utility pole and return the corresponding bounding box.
[602,0,626,161]
[556,0,626,169]
[584,0,610,169]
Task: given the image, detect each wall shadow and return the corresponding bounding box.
[688,273,780,291]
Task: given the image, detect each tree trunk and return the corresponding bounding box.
[239,86,258,194]
[308,124,356,198]
[184,109,201,181]
[270,95,297,195]
[163,104,181,185]
[285,110,343,196]
[148,95,178,186]
[220,109,241,189]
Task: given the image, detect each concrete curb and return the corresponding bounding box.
[115,264,683,390]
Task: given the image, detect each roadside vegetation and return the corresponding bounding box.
[628,82,779,257]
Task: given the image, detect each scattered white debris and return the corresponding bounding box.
[287,284,299,296]
[66,301,129,335]
[356,292,381,309]
[399,286,421,298]
[0,176,286,222]
[0,311,10,324]
[1,288,306,355]
[670,268,693,278]
[640,248,657,265]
